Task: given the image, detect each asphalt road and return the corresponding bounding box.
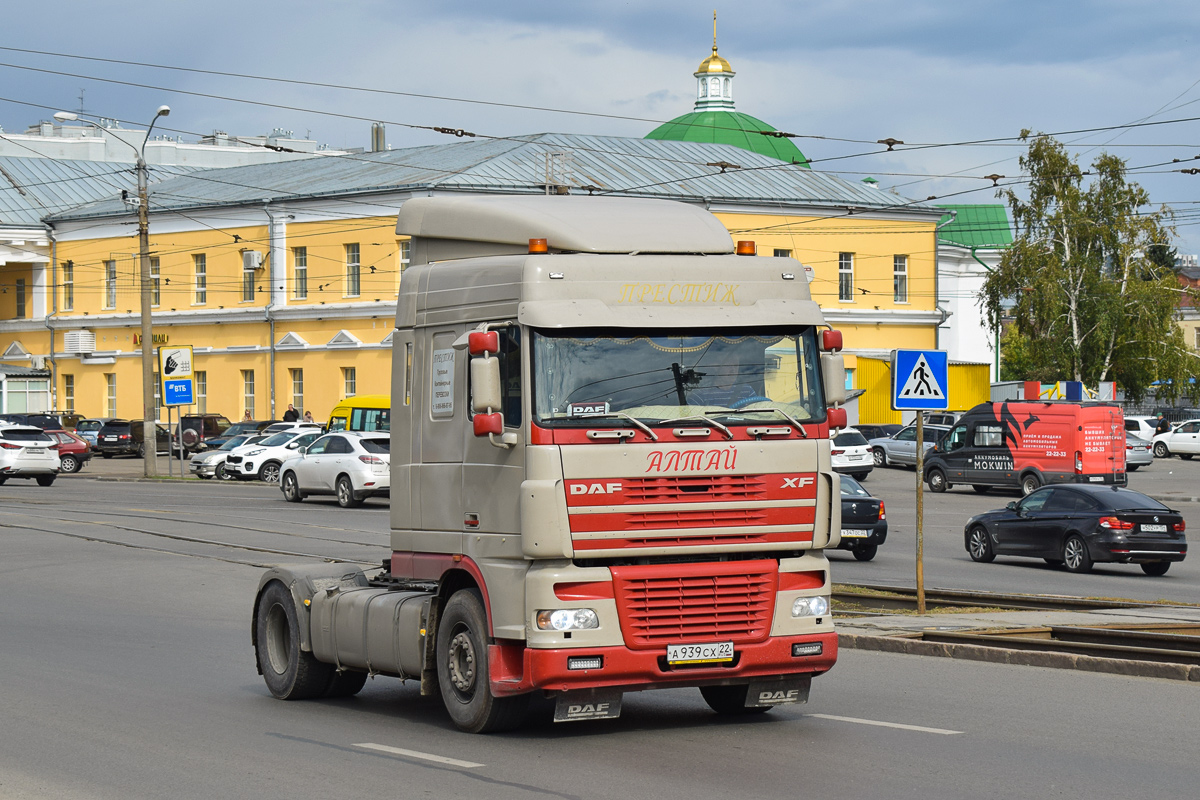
[2,477,1198,799]
[829,458,1200,603]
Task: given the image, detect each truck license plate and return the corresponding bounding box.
[841,529,870,538]
[666,641,734,665]
[1141,524,1167,532]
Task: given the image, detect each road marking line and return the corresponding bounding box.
[807,714,962,735]
[353,743,484,768]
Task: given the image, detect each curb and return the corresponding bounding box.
[839,632,1200,682]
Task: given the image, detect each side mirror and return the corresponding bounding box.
[298,446,309,455]
[821,353,847,405]
[1006,502,1016,511]
[473,413,503,437]
[471,354,503,416]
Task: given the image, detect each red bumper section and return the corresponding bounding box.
[488,631,838,697]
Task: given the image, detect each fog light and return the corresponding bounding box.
[567,656,603,671]
[793,642,823,657]
[536,608,600,631]
[792,596,830,618]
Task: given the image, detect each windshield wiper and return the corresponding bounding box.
[580,412,659,441]
[657,414,734,440]
[721,407,808,437]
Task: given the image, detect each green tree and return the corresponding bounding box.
[981,132,1200,402]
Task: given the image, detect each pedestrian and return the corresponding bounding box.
[1155,412,1171,436]
[303,410,314,423]
[283,403,299,422]
[243,409,252,421]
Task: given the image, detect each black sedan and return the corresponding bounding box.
[837,475,887,561]
[964,485,1187,576]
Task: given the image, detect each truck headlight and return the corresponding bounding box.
[792,596,830,618]
[536,608,600,631]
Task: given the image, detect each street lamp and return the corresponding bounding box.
[54,106,171,477]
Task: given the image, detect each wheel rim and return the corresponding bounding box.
[265,603,291,676]
[969,529,989,559]
[338,480,351,504]
[1065,538,1084,569]
[262,464,280,484]
[873,449,884,466]
[1023,477,1037,495]
[61,456,77,472]
[446,628,477,699]
[931,472,944,490]
[283,474,297,498]
[1155,443,1168,457]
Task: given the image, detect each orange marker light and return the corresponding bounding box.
[736,240,757,256]
[529,238,549,254]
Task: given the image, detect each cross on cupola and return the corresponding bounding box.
[695,11,735,111]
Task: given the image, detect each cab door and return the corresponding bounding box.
[940,424,970,480]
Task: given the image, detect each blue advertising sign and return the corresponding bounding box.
[164,378,194,406]
[891,349,949,411]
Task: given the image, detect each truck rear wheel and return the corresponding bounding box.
[325,669,368,698]
[436,589,529,733]
[700,685,772,715]
[255,581,334,700]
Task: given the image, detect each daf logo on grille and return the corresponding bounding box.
[570,482,622,495]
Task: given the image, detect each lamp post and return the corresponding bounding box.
[55,106,170,477]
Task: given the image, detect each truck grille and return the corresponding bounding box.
[622,475,768,503]
[610,559,777,649]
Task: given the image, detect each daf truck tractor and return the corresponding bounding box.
[252,195,848,732]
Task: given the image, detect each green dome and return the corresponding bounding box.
[646,110,809,166]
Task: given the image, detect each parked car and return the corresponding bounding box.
[830,427,873,480]
[198,420,279,452]
[1126,433,1153,472]
[260,421,322,436]
[179,413,233,454]
[228,429,323,483]
[0,412,66,430]
[854,423,902,441]
[46,429,92,473]
[837,475,887,561]
[75,418,116,450]
[189,434,264,479]
[964,485,1187,576]
[279,431,390,508]
[96,419,171,458]
[1152,419,1200,459]
[869,423,951,468]
[0,424,60,485]
[1124,415,1161,440]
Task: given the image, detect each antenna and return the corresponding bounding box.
[76,88,87,116]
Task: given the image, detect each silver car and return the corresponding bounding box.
[869,423,951,468]
[0,424,61,486]
[1125,433,1153,471]
[279,431,390,508]
[189,434,263,479]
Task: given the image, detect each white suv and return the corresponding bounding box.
[0,424,61,486]
[279,431,390,508]
[831,427,873,480]
[229,429,323,483]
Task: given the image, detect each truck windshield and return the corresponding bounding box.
[532,327,826,426]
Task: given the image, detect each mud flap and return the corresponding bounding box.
[554,688,624,722]
[746,676,812,708]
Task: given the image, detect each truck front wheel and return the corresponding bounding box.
[436,589,529,733]
[255,581,334,700]
[700,684,772,715]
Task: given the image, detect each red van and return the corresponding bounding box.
[922,401,1126,496]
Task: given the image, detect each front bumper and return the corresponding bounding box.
[190,461,218,477]
[488,631,838,696]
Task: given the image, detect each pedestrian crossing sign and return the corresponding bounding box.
[891,349,949,410]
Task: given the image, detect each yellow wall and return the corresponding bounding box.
[856,357,990,424]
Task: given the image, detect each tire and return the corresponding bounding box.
[1020,473,1041,496]
[436,589,529,733]
[215,462,232,481]
[1063,535,1093,574]
[1044,558,1065,568]
[1141,561,1171,576]
[972,485,991,494]
[1154,442,1170,458]
[967,525,995,563]
[336,475,362,508]
[0,476,6,485]
[101,453,113,459]
[258,461,282,484]
[1182,454,1194,461]
[1127,465,1140,472]
[927,469,948,493]
[872,448,887,468]
[699,684,772,716]
[59,455,80,473]
[36,475,55,487]
[136,443,145,458]
[255,581,334,700]
[853,544,878,562]
[281,472,304,503]
[852,472,869,481]
[325,669,368,698]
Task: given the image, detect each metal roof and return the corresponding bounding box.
[49,133,943,222]
[937,204,1013,248]
[0,157,195,227]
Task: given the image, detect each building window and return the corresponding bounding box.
[242,370,255,418]
[291,368,304,413]
[150,257,161,307]
[894,255,908,303]
[345,243,361,297]
[62,262,74,311]
[343,367,356,398]
[63,374,75,412]
[153,372,162,420]
[105,373,117,416]
[242,257,255,302]
[104,260,117,309]
[196,371,207,414]
[293,247,307,299]
[838,253,854,302]
[15,278,26,319]
[1195,328,1200,350]
[773,248,792,258]
[194,254,207,304]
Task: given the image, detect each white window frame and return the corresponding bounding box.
[838,253,854,302]
[64,374,75,412]
[293,247,307,300]
[291,368,304,413]
[345,243,361,297]
[196,371,207,414]
[150,257,161,307]
[242,259,255,302]
[105,373,117,417]
[894,254,908,303]
[62,262,74,311]
[104,260,117,309]
[242,370,255,418]
[343,366,357,397]
[194,254,207,305]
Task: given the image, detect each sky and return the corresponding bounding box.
[3,0,1200,250]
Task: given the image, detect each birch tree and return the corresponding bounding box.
[981,132,1200,402]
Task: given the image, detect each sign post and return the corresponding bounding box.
[890,349,949,614]
[159,346,195,479]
